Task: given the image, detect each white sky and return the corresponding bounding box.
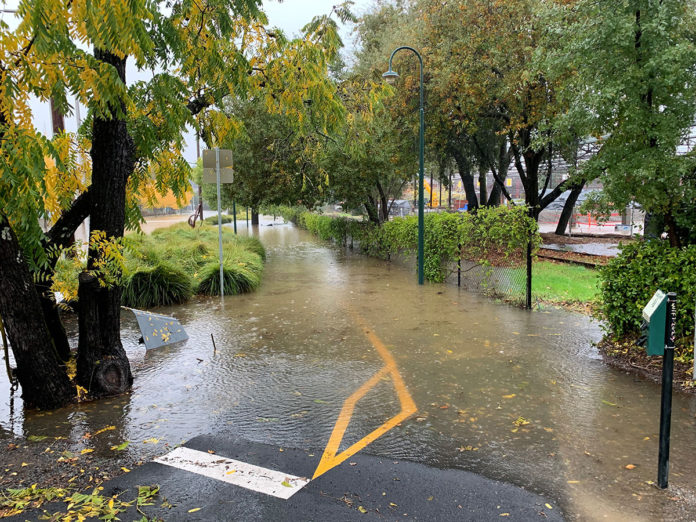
[2,0,377,164]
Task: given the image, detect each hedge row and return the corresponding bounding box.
[599,241,696,350]
[279,206,540,283]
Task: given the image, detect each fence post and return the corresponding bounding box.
[458,243,461,287]
[526,235,532,310]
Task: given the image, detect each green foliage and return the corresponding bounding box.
[122,263,193,308]
[599,241,696,347]
[121,223,265,306]
[277,206,306,225]
[204,215,234,225]
[287,206,539,283]
[197,254,263,296]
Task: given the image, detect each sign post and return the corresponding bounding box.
[202,149,234,297]
[641,289,677,489]
[657,292,677,488]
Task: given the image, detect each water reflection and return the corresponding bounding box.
[1,221,695,520]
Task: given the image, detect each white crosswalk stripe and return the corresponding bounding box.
[154,447,310,499]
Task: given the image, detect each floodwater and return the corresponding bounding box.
[544,242,621,257]
[2,220,696,521]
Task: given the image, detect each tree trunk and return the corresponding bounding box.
[487,141,511,207]
[478,165,488,207]
[452,150,478,209]
[76,48,133,398]
[555,181,585,235]
[251,208,259,225]
[364,198,380,225]
[37,286,71,361]
[0,215,75,409]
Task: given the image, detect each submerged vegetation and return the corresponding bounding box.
[123,224,265,303]
[54,223,266,308]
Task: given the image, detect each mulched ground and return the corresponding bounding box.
[596,337,696,394]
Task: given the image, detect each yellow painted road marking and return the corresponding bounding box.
[313,316,417,479]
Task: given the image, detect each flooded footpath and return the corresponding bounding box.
[2,220,696,520]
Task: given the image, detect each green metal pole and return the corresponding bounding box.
[418,56,424,285]
[387,46,425,285]
[233,201,237,234]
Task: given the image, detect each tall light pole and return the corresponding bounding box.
[383,46,425,285]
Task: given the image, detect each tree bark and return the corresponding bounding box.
[251,208,259,225]
[451,149,478,209]
[0,214,75,409]
[76,48,133,398]
[555,181,585,235]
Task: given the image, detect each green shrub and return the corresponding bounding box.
[197,254,263,296]
[599,241,696,346]
[123,222,265,306]
[236,236,266,261]
[288,206,539,284]
[122,263,193,308]
[204,215,233,224]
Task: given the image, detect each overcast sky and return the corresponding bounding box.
[5,0,377,163]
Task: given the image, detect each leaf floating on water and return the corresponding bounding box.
[143,438,159,444]
[567,480,580,484]
[358,506,367,514]
[80,449,94,454]
[502,394,516,399]
[545,503,553,509]
[27,435,49,442]
[313,399,329,404]
[111,441,130,451]
[188,508,202,513]
[602,400,618,407]
[625,464,636,470]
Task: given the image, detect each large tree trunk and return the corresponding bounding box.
[251,208,259,225]
[555,181,585,235]
[487,141,511,207]
[32,190,92,363]
[452,150,478,209]
[364,197,380,225]
[0,214,75,409]
[76,49,133,398]
[478,165,488,207]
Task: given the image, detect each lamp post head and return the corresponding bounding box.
[382,69,399,85]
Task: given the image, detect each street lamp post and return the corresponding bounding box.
[383,46,425,285]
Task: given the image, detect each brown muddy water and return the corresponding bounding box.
[2,221,696,521]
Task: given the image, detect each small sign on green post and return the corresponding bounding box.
[642,289,667,356]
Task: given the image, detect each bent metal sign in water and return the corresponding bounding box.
[202,148,234,184]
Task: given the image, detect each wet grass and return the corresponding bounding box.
[122,223,265,306]
[529,260,599,304]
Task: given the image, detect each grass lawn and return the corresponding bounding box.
[530,260,599,304]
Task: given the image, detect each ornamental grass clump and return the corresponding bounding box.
[116,222,265,307]
[196,250,263,296]
[122,263,193,308]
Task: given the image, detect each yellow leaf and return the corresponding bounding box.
[81,449,94,454]
[545,503,553,509]
[358,506,367,514]
[121,467,130,473]
[502,394,516,399]
[188,508,202,513]
[94,426,116,436]
[625,464,636,470]
[143,438,159,444]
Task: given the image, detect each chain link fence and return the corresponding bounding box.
[447,245,531,307]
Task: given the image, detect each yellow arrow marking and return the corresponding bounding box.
[312,316,417,479]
